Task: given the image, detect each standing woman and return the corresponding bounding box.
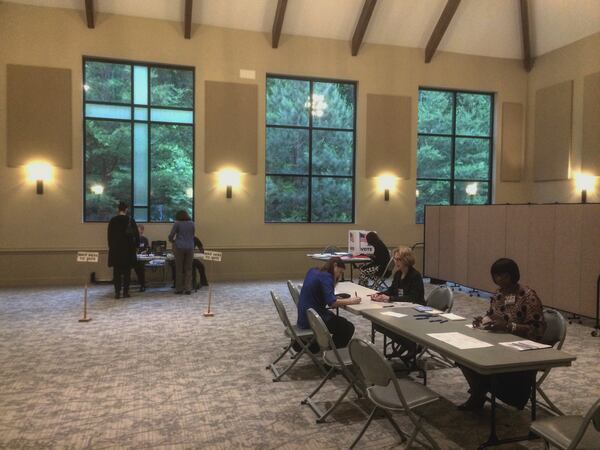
[168,210,195,294]
[107,201,139,299]
[371,246,425,305]
[358,231,391,287]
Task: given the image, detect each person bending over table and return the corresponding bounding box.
[134,224,150,292]
[370,246,425,304]
[168,210,195,295]
[297,257,361,352]
[458,258,546,411]
[170,237,209,289]
[357,231,391,287]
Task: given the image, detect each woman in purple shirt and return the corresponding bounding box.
[168,210,195,294]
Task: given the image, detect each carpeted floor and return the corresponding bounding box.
[0,281,598,449]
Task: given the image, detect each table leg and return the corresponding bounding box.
[371,323,375,344]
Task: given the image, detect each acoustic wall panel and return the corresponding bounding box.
[438,207,457,283]
[500,103,523,181]
[205,81,258,174]
[7,64,72,168]
[424,205,440,278]
[452,206,469,286]
[579,205,600,318]
[582,71,600,175]
[366,94,412,178]
[533,81,573,181]
[505,205,531,279]
[527,205,556,308]
[467,206,506,293]
[553,205,582,313]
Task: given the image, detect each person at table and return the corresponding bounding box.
[358,231,391,287]
[297,257,361,350]
[458,258,546,411]
[370,246,425,304]
[107,201,139,299]
[170,236,209,289]
[168,210,195,295]
[133,224,150,292]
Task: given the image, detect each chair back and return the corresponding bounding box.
[287,280,300,306]
[306,308,333,352]
[426,286,453,312]
[271,291,293,331]
[540,308,567,349]
[348,338,395,387]
[593,399,600,431]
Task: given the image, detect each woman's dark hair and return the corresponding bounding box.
[175,210,191,221]
[366,231,382,246]
[320,257,346,276]
[490,258,520,284]
[118,201,128,212]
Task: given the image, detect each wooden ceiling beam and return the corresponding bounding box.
[84,0,94,29]
[351,0,378,56]
[184,0,193,39]
[424,0,461,63]
[272,0,288,49]
[520,0,534,72]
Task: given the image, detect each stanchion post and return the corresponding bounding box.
[203,285,214,317]
[79,282,92,322]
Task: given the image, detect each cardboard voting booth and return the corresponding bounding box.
[348,230,375,256]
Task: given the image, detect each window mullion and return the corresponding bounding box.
[307,81,314,223]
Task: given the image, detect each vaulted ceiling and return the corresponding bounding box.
[7,0,600,60]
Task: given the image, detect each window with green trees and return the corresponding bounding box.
[265,75,356,223]
[83,58,194,222]
[416,88,494,223]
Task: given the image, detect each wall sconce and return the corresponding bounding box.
[377,175,396,202]
[26,161,53,195]
[575,173,595,203]
[218,169,241,199]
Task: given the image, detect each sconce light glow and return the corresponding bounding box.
[218,169,241,199]
[90,184,104,195]
[377,175,396,202]
[465,182,479,196]
[574,173,595,192]
[186,187,194,198]
[26,161,53,195]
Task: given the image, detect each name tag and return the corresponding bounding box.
[505,295,516,305]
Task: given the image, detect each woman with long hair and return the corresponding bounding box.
[168,210,195,294]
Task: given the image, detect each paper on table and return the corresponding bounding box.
[427,332,493,349]
[414,306,444,315]
[439,313,466,321]
[393,301,416,307]
[382,311,407,318]
[499,340,552,351]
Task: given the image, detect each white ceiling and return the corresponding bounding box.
[6,0,600,59]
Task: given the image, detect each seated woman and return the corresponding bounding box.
[371,246,425,305]
[297,258,361,350]
[458,258,546,411]
[358,231,391,287]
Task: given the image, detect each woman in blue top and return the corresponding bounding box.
[297,258,361,350]
[168,210,195,294]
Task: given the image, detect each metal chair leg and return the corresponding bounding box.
[350,406,378,449]
[267,342,293,369]
[302,368,334,404]
[382,409,407,443]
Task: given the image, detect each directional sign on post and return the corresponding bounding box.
[202,250,222,262]
[77,251,99,263]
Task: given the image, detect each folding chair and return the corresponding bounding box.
[530,398,600,449]
[536,308,568,416]
[267,291,325,381]
[287,280,300,306]
[301,308,364,423]
[348,338,441,449]
[370,253,395,291]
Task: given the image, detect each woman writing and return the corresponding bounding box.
[168,210,195,294]
[371,246,425,305]
[458,258,546,411]
[297,258,361,350]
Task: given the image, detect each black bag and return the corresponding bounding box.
[125,217,136,243]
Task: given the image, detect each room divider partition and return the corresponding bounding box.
[424,204,600,319]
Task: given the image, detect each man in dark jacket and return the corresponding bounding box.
[107,201,139,298]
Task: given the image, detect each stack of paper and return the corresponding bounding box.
[439,313,466,321]
[499,340,552,351]
[393,301,416,307]
[427,332,493,349]
[382,311,407,318]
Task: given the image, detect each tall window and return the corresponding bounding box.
[265,75,356,223]
[416,88,494,223]
[83,57,194,222]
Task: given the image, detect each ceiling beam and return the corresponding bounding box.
[520,0,534,72]
[84,0,94,29]
[351,0,378,56]
[424,0,461,63]
[272,0,288,49]
[184,0,193,39]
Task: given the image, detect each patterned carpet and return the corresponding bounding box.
[0,281,598,449]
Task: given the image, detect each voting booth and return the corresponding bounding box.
[348,230,374,256]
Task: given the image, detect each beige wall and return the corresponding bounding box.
[526,32,600,203]
[0,2,531,285]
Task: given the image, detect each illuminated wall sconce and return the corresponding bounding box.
[575,173,595,204]
[26,161,53,195]
[218,169,241,199]
[377,175,396,202]
[90,184,104,195]
[465,182,479,197]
